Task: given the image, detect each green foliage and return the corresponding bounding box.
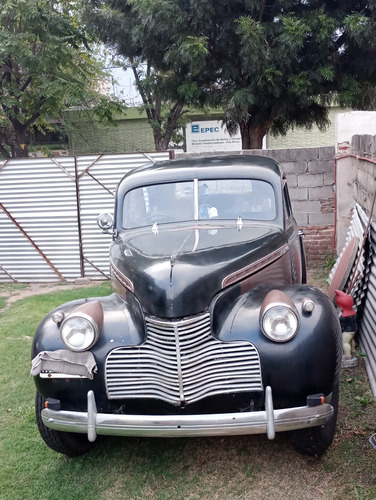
[0,0,124,158]
[224,88,255,135]
[322,252,337,271]
[164,36,209,75]
[87,0,376,150]
[85,1,213,150]
[344,13,375,47]
[0,282,28,292]
[355,394,374,406]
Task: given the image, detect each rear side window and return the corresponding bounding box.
[283,181,293,219]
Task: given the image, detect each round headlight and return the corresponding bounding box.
[61,314,97,351]
[261,305,299,342]
[97,212,114,231]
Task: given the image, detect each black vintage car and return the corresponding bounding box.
[31,155,342,457]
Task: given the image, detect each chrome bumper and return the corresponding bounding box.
[41,387,334,443]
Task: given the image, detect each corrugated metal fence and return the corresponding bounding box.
[335,204,376,395]
[0,152,170,282]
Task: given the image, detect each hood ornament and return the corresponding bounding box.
[236,217,243,231]
[152,221,159,235]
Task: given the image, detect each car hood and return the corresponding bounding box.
[111,224,288,318]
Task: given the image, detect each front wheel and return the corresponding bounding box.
[35,391,95,457]
[291,383,339,457]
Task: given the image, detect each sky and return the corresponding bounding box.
[109,67,142,106]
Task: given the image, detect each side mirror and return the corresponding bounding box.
[97,212,114,234]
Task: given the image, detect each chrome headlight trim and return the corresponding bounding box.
[60,301,104,352]
[260,290,300,343]
[61,312,99,352]
[97,212,114,231]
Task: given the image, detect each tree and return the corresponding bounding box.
[216,1,376,148]
[87,0,376,150]
[129,63,201,151]
[0,0,124,158]
[85,0,210,151]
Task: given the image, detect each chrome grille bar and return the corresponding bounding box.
[105,313,263,406]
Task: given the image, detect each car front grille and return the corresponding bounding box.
[105,313,263,406]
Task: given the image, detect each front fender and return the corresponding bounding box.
[212,283,342,407]
[32,292,145,356]
[32,292,145,411]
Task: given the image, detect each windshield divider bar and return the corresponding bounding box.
[194,178,199,220]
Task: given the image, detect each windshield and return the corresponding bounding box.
[122,179,276,229]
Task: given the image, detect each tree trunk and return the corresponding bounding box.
[10,122,30,158]
[0,142,11,158]
[11,142,29,158]
[239,121,268,150]
[152,107,185,151]
[152,127,165,151]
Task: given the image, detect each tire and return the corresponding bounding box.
[35,391,95,457]
[291,382,339,457]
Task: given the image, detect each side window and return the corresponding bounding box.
[283,181,293,220]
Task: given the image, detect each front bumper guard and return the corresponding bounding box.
[41,387,334,443]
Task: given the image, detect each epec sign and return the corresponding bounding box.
[186,120,242,152]
[191,124,220,134]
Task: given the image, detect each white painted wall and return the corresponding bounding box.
[336,111,376,151]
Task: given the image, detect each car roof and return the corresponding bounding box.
[117,155,283,197]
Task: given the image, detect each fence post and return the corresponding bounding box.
[74,156,85,278]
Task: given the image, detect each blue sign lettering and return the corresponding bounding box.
[199,127,220,133]
[191,124,220,134]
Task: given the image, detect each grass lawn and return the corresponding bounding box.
[1,281,376,500]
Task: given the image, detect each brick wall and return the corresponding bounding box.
[260,147,335,266]
[303,226,334,265]
[266,147,335,227]
[175,148,335,266]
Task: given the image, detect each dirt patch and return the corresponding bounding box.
[0,280,106,309]
[307,267,330,293]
